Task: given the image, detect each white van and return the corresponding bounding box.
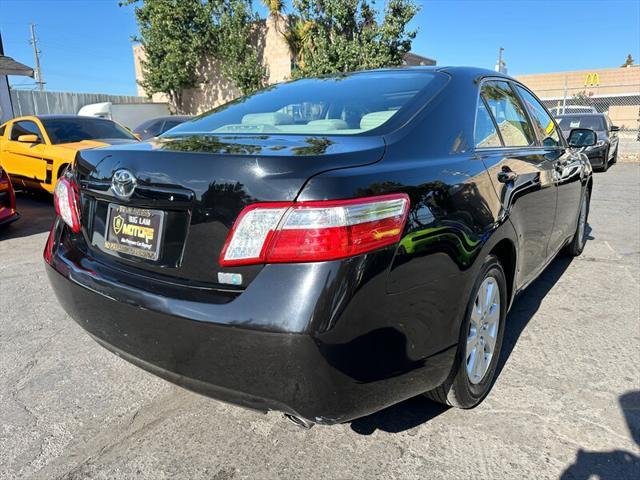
[78,102,171,130]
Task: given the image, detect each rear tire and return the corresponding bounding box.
[564,187,590,257]
[600,152,609,172]
[425,255,507,408]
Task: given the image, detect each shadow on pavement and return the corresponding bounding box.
[495,254,573,379]
[0,191,55,240]
[560,391,640,480]
[350,395,449,435]
[350,227,593,435]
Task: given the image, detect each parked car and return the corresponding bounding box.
[0,165,19,226]
[133,115,193,140]
[78,102,171,130]
[0,115,139,193]
[555,113,619,171]
[45,67,595,427]
[549,105,597,116]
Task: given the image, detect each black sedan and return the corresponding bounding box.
[556,113,620,171]
[133,115,193,140]
[45,67,594,427]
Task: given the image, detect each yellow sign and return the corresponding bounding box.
[113,215,124,235]
[584,72,600,87]
[112,215,154,242]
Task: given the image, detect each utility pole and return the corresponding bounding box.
[29,23,44,91]
[495,47,507,74]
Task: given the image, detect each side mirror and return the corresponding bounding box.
[568,128,597,148]
[17,134,40,144]
[610,125,620,132]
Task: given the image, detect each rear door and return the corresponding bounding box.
[2,120,49,182]
[475,80,558,286]
[513,83,583,253]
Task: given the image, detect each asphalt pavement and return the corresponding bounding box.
[1,165,639,480]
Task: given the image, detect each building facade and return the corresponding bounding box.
[516,65,640,131]
[133,16,436,115]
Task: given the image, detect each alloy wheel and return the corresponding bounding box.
[466,276,500,385]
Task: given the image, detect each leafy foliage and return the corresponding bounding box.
[122,0,265,110]
[621,54,635,67]
[121,0,217,109]
[218,1,267,95]
[124,0,419,110]
[285,0,420,78]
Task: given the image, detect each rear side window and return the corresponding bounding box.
[481,81,535,147]
[0,124,5,137]
[10,120,43,141]
[515,85,562,147]
[475,100,502,148]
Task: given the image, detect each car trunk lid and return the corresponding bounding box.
[74,134,385,287]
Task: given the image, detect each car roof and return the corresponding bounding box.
[555,113,605,117]
[12,114,116,121]
[149,115,192,121]
[287,65,512,83]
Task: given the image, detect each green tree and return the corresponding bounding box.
[218,0,267,96]
[621,54,635,67]
[121,0,217,111]
[122,0,265,110]
[285,0,420,78]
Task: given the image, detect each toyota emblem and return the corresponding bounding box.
[112,169,137,199]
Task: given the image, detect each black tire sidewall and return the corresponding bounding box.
[451,255,507,407]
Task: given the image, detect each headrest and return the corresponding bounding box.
[241,112,294,126]
[360,110,398,130]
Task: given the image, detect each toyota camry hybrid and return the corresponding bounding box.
[45,67,596,427]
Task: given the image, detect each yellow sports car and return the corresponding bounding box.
[0,115,139,193]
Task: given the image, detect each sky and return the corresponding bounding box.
[1,0,638,96]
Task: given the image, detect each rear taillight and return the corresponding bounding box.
[53,177,81,233]
[219,194,409,266]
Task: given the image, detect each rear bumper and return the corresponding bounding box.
[0,211,19,226]
[46,220,457,424]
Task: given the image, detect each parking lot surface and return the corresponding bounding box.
[1,165,639,480]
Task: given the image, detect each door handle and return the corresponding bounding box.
[497,169,518,184]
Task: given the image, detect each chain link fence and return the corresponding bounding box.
[536,83,640,157]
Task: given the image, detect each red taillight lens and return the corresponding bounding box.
[219,194,409,266]
[53,177,81,233]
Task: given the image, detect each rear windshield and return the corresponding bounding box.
[164,71,440,137]
[40,117,136,144]
[556,115,606,131]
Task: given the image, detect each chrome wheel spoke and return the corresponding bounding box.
[473,346,485,379]
[467,333,478,354]
[485,332,497,354]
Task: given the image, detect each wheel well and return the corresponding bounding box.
[490,239,516,306]
[57,163,69,180]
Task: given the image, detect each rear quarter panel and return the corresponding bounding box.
[297,69,517,361]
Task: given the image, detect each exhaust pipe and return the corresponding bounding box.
[284,413,314,429]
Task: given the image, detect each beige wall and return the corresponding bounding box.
[516,66,640,98]
[133,16,291,115]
